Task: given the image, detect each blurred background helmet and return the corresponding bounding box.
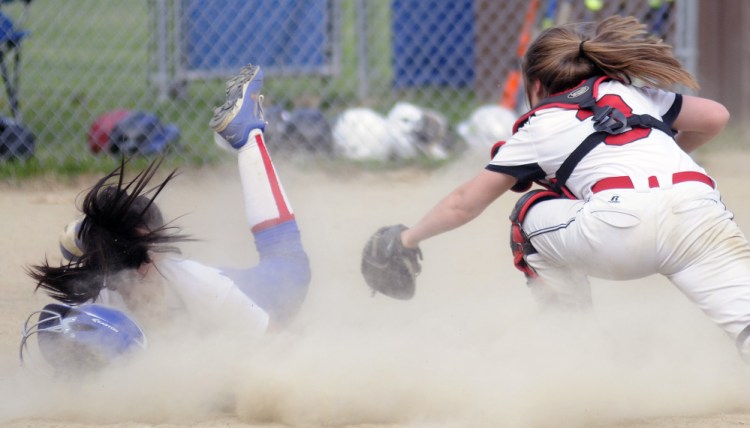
[283,108,334,155]
[387,102,452,160]
[385,102,423,159]
[332,108,394,161]
[108,111,180,156]
[88,110,180,156]
[264,106,333,156]
[87,109,130,154]
[457,105,516,151]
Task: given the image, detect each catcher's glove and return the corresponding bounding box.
[361,224,423,300]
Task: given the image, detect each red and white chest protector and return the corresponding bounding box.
[488,79,750,359]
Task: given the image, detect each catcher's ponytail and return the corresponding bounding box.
[522,15,698,100]
[28,157,191,304]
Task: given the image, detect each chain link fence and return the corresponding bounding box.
[0,0,693,175]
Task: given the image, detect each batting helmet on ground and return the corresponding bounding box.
[20,303,147,372]
[88,110,180,156]
[332,107,395,161]
[457,105,516,151]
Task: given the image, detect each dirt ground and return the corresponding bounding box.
[3,147,750,428]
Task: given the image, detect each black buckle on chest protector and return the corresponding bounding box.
[593,105,627,133]
[581,99,628,135]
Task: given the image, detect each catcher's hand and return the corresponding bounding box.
[361,224,423,300]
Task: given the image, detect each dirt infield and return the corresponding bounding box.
[3,149,750,427]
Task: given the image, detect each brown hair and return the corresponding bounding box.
[522,15,699,102]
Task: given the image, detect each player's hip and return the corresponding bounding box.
[521,183,729,278]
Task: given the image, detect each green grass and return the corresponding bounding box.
[0,0,483,181]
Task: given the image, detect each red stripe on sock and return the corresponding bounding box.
[251,216,296,233]
[254,132,293,229]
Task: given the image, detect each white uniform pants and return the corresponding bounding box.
[522,182,750,349]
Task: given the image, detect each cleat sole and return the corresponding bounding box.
[209,64,261,133]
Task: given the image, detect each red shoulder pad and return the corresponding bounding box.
[490,140,506,159]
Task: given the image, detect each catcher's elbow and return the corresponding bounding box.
[451,185,487,224]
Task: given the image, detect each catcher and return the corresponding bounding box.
[361,16,750,361]
[22,64,311,371]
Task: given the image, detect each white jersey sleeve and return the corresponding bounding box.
[97,256,271,337]
[640,85,680,118]
[156,256,270,336]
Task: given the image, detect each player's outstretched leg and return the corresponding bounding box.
[210,64,309,328]
[210,63,293,230]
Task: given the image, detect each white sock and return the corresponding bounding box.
[237,129,295,232]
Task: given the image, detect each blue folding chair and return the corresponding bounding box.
[0,0,31,122]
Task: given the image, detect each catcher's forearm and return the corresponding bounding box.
[402,171,515,248]
[401,195,478,249]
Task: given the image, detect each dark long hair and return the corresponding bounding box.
[28,157,191,304]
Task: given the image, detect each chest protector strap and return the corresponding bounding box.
[513,76,676,194]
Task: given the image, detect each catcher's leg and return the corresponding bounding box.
[510,193,593,311]
[523,253,593,311]
[659,188,750,361]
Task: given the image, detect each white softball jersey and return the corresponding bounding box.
[488,80,704,200]
[98,256,270,337]
[488,80,750,352]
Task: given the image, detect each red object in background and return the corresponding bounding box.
[87,109,130,153]
[500,0,540,110]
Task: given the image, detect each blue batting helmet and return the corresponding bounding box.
[20,303,147,371]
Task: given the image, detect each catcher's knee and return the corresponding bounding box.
[509,189,563,280]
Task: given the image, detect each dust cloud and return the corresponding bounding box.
[2,151,750,427]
